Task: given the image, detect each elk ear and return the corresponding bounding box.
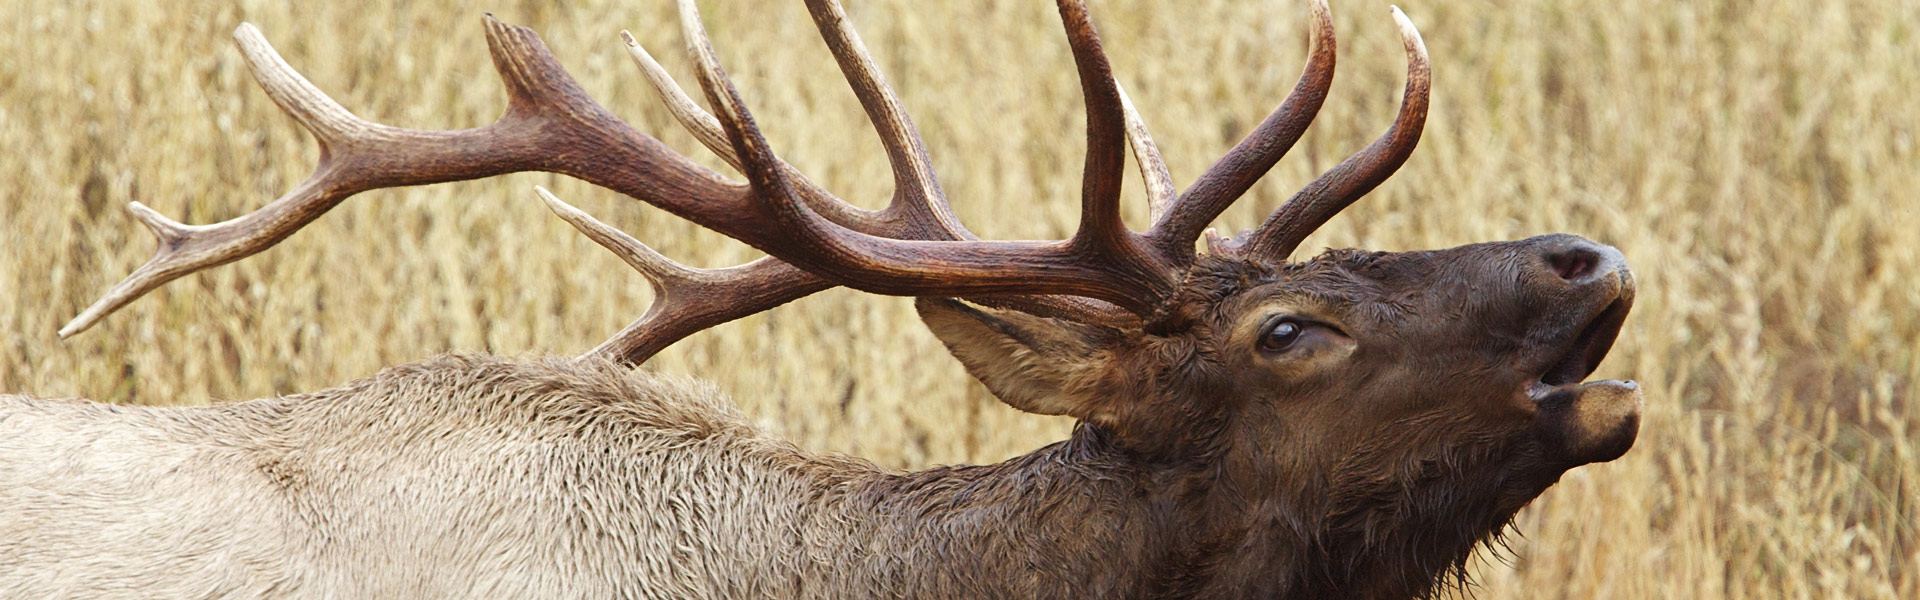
[915,298,1120,423]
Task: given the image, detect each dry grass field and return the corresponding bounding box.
[3,0,1916,597]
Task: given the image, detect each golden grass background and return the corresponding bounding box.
[3,0,1915,596]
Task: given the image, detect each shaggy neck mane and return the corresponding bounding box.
[830,419,1538,599]
[1291,421,1545,600]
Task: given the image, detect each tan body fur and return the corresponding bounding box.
[2,356,1153,599]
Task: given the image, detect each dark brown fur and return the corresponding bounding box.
[908,234,1638,598]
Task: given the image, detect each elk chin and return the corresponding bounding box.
[1530,379,1642,466]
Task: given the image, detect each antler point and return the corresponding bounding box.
[55,320,85,340]
[532,185,573,214]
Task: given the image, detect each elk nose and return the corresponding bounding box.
[1537,235,1627,286]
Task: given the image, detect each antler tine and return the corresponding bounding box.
[1118,82,1177,224]
[621,32,740,171]
[1145,0,1336,258]
[1240,6,1429,261]
[1055,0,1139,258]
[534,187,827,364]
[532,186,694,302]
[620,31,875,231]
[802,0,970,237]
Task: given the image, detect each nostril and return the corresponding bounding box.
[1547,247,1601,282]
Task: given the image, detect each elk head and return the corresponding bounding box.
[58,0,1639,593]
[919,234,1637,594]
[922,233,1638,466]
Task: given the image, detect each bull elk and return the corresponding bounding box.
[1,1,1642,598]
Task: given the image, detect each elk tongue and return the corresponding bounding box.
[1531,380,1642,466]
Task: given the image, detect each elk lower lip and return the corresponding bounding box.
[1533,379,1644,465]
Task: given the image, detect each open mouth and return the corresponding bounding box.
[1536,295,1632,388]
[1520,247,1643,465]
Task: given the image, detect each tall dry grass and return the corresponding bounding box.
[2,0,1915,596]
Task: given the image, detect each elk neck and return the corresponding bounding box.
[827,407,1555,599]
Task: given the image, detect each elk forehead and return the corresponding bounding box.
[1178,249,1421,335]
[1206,237,1628,336]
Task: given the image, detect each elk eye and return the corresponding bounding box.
[1259,319,1305,353]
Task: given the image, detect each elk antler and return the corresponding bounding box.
[63,0,1426,366]
[57,3,1136,360]
[1231,6,1431,260]
[1145,0,1336,255]
[59,17,764,344]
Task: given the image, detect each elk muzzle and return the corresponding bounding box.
[1519,235,1639,466]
